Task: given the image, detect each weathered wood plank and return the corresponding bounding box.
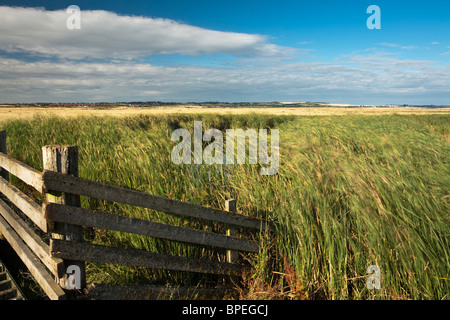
[50,239,243,276]
[0,131,9,181]
[43,203,259,253]
[0,131,6,239]
[0,175,47,232]
[0,214,65,300]
[0,152,43,193]
[0,199,64,278]
[42,170,272,231]
[80,284,237,300]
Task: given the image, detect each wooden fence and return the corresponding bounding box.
[0,130,272,300]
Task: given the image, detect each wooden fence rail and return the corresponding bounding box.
[0,129,272,300]
[0,175,47,232]
[50,239,243,276]
[41,170,271,231]
[0,212,65,300]
[0,131,66,299]
[0,152,43,193]
[0,199,64,278]
[43,203,259,253]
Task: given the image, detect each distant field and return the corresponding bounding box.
[1,112,449,300]
[1,106,449,123]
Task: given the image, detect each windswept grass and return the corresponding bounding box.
[1,113,449,299]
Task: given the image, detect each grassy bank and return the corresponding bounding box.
[1,113,449,299]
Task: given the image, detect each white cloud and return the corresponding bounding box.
[377,43,417,50]
[1,55,449,104]
[378,42,399,48]
[0,6,289,60]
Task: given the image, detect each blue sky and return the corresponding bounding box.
[0,0,449,104]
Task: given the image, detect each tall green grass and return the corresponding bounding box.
[1,113,448,299]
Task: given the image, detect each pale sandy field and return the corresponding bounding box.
[0,105,449,123]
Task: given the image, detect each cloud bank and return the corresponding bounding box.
[1,56,448,104]
[0,6,287,59]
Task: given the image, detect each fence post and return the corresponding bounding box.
[225,199,240,264]
[0,130,9,181]
[0,130,6,239]
[42,145,86,293]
